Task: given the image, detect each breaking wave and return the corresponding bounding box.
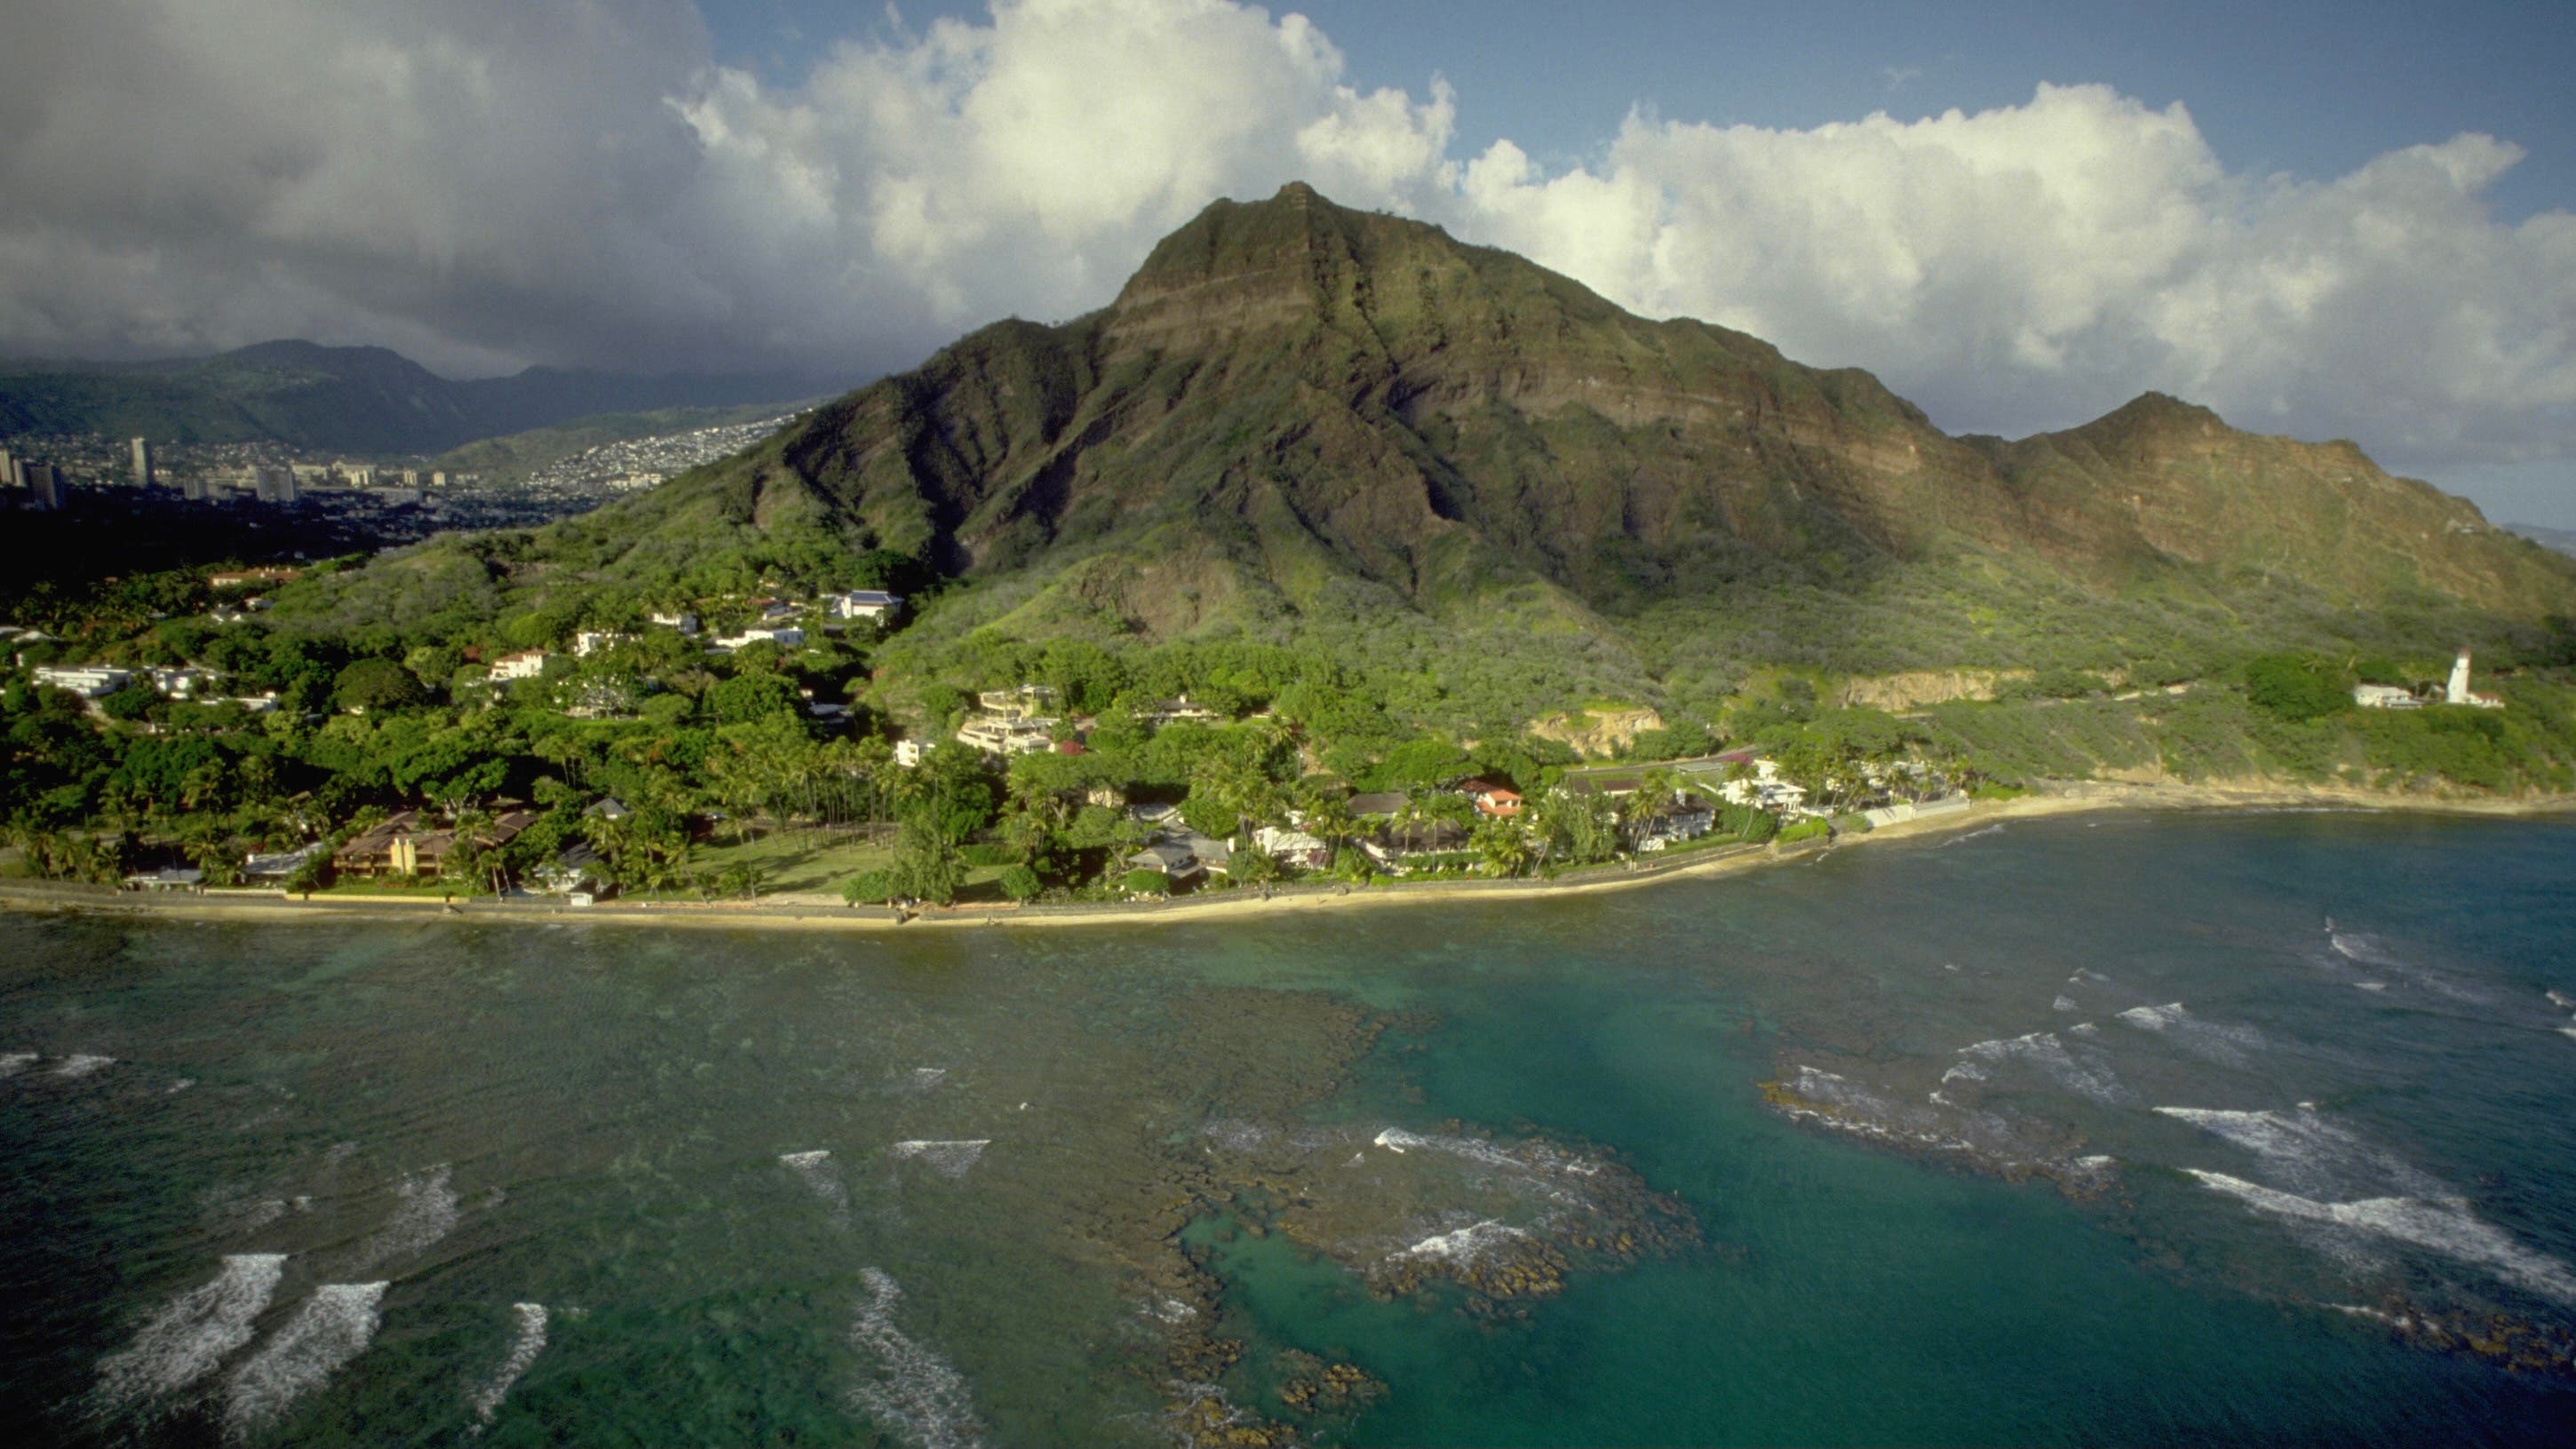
[2154,1105,2445,1199]
[2186,1172,2576,1304]
[2115,1003,2266,1068]
[222,1281,388,1436]
[848,1269,985,1449]
[1391,1219,1529,1265]
[0,1051,36,1078]
[1953,1031,2133,1105]
[55,1054,116,1079]
[349,1165,459,1271]
[780,1150,852,1217]
[1370,1127,1602,1177]
[95,1254,288,1411]
[889,1141,990,1179]
[466,1302,548,1431]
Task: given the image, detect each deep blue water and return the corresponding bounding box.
[4,810,2573,1445]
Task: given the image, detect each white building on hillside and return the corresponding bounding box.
[2446,649,2505,709]
[823,590,903,622]
[490,649,553,681]
[33,665,131,698]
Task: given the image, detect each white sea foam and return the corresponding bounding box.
[890,1140,990,1180]
[1955,1031,2131,1105]
[1201,1119,1272,1152]
[2547,990,2576,1011]
[1939,824,2004,847]
[2328,932,2487,1003]
[1370,1127,1601,1177]
[1143,1296,1197,1325]
[95,1254,288,1410]
[2051,995,2079,1013]
[2068,1022,2100,1038]
[849,1269,986,1449]
[349,1165,458,1271]
[2154,1105,2445,1199]
[0,1051,36,1078]
[2356,982,2388,991]
[2186,1171,2576,1303]
[55,1053,116,1079]
[780,1150,851,1217]
[466,1302,547,1431]
[222,1281,387,1435]
[2116,1002,2265,1067]
[1940,1062,1989,1085]
[1392,1219,1529,1265]
[2561,1026,2576,1042]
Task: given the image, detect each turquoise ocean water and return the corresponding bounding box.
[4,810,2573,1445]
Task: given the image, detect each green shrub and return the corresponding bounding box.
[1777,817,1831,845]
[841,869,894,904]
[1122,868,1170,896]
[2244,653,2352,722]
[959,841,1020,867]
[998,864,1042,901]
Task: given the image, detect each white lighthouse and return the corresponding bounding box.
[2446,649,2505,709]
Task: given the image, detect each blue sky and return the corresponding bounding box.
[5,1,2572,521]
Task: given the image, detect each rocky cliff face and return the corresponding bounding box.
[603,183,2576,628]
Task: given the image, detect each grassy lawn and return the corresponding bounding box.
[687,830,1017,902]
[690,830,898,895]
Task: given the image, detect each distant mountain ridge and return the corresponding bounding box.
[282,183,2576,697]
[0,339,846,456]
[561,182,2568,619]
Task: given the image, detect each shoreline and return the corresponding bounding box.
[4,781,2570,936]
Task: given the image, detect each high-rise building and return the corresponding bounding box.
[0,448,15,500]
[130,437,154,487]
[183,474,210,502]
[27,462,62,512]
[253,465,298,504]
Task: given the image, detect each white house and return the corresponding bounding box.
[32,665,131,697]
[648,610,700,635]
[1252,824,1330,870]
[2353,683,2420,710]
[489,649,553,681]
[892,739,933,768]
[823,590,903,622]
[573,630,633,657]
[957,713,1057,755]
[712,626,804,649]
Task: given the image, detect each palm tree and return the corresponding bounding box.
[1472,817,1534,878]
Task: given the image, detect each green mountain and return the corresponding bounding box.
[0,339,839,455]
[282,183,2576,716]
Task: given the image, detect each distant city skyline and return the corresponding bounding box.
[3,0,2572,522]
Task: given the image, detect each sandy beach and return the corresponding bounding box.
[5,778,2569,936]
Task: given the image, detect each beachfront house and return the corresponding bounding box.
[1633,800,1718,853]
[1458,778,1523,817]
[240,843,323,883]
[1360,817,1471,872]
[1252,824,1330,871]
[1125,840,1205,884]
[123,867,204,892]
